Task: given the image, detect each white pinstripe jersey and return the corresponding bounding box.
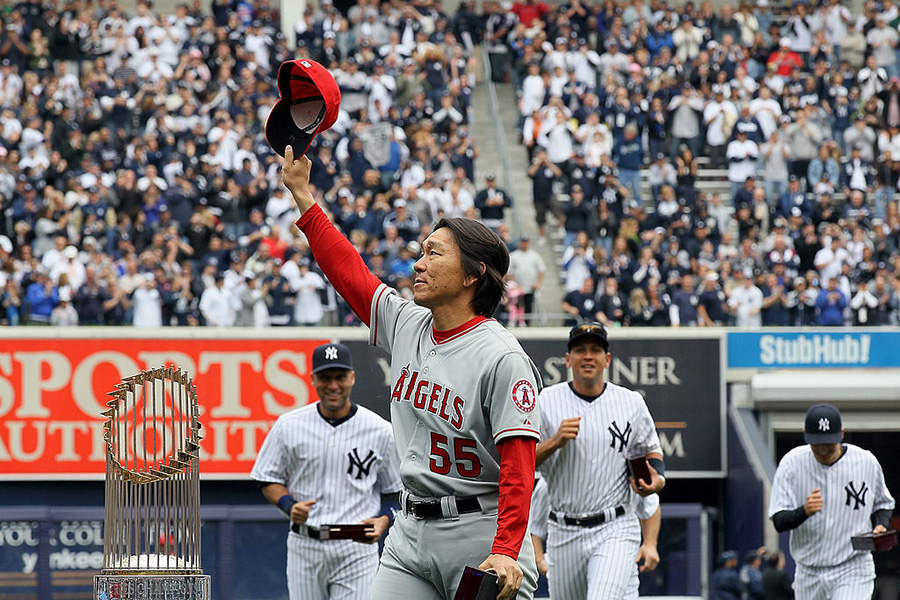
[769,443,895,567]
[530,476,550,539]
[370,284,542,498]
[250,403,402,527]
[539,381,661,516]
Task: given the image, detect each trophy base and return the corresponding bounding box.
[94,574,211,599]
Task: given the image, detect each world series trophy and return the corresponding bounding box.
[94,367,210,600]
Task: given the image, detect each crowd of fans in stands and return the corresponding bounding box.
[1,0,899,328]
[509,0,900,327]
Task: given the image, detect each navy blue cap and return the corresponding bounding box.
[312,343,354,373]
[804,403,843,444]
[567,322,609,351]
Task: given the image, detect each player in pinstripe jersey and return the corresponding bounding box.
[283,148,541,600]
[530,476,661,596]
[535,322,666,600]
[769,403,895,600]
[251,343,402,600]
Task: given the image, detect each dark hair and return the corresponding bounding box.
[432,217,509,317]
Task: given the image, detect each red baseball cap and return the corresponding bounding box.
[265,58,341,158]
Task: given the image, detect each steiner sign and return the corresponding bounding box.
[728,331,900,369]
[0,338,329,480]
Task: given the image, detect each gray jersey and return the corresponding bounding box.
[250,403,402,526]
[539,381,661,516]
[769,443,895,567]
[370,283,542,498]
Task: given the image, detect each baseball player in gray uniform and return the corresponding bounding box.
[282,147,542,600]
[251,343,402,600]
[769,403,895,600]
[535,322,666,600]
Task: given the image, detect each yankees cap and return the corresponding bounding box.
[311,343,354,373]
[567,322,610,351]
[266,58,341,158]
[804,403,843,444]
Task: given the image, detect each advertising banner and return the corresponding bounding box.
[727,331,900,369]
[0,337,333,479]
[0,333,723,479]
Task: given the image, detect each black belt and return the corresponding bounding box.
[549,506,625,528]
[403,495,482,519]
[290,523,322,539]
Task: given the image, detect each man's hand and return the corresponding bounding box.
[281,145,315,213]
[477,554,522,600]
[358,515,390,544]
[804,488,823,516]
[630,463,665,497]
[874,524,887,534]
[635,542,660,572]
[289,499,317,524]
[551,417,581,450]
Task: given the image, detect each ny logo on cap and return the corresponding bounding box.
[325,346,339,360]
[819,417,831,432]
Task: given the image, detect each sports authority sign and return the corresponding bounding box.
[0,336,330,480]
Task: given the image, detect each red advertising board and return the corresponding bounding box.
[0,336,335,480]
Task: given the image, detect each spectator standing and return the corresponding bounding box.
[704,86,738,169]
[697,272,728,326]
[507,235,546,326]
[595,277,628,326]
[740,550,765,600]
[710,551,742,600]
[850,279,879,325]
[726,131,758,204]
[474,173,512,232]
[670,274,699,327]
[528,149,563,243]
[760,273,791,326]
[613,125,645,207]
[815,277,847,325]
[199,274,234,327]
[727,271,763,327]
[784,109,824,185]
[761,551,793,600]
[293,258,325,326]
[561,277,598,326]
[132,274,163,328]
[49,288,79,326]
[668,84,706,159]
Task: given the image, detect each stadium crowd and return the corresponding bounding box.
[511,0,900,327]
[0,0,899,328]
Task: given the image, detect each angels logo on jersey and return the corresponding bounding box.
[511,379,537,413]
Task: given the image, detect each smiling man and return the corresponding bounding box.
[251,342,402,600]
[281,146,542,600]
[535,322,666,600]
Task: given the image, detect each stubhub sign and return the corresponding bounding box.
[728,331,900,368]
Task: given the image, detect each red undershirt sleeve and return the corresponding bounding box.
[296,205,381,327]
[492,436,536,559]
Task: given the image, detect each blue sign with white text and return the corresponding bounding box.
[728,331,900,368]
